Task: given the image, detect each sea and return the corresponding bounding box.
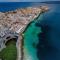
[0,2,60,60]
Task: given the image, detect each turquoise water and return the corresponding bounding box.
[23,15,43,60]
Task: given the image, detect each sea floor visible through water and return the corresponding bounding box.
[23,15,43,60]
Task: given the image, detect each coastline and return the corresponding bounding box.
[18,7,48,60]
[17,12,42,60]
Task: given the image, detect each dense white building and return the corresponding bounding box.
[0,25,18,51]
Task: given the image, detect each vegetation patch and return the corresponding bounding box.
[0,38,17,60]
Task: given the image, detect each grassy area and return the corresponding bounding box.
[0,39,17,60]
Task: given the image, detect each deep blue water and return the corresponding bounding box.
[0,2,42,12]
[36,3,60,60]
[0,2,32,12]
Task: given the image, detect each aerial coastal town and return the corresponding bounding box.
[0,6,48,60]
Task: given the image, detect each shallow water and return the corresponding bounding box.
[23,15,43,60]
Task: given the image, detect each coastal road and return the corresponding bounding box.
[16,35,23,60]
